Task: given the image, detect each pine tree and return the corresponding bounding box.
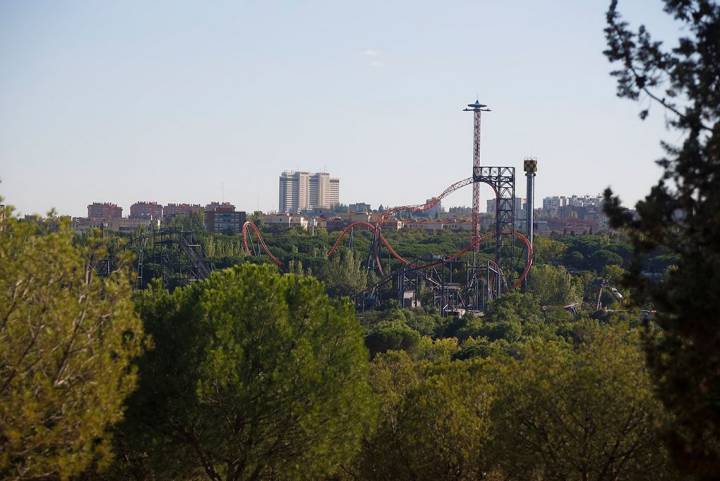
[603,1,720,477]
[0,205,144,480]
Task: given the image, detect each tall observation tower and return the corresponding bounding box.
[463,100,491,249]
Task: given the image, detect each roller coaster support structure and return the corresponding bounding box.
[473,166,516,295]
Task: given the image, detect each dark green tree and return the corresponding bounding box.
[118,264,374,481]
[483,291,543,325]
[365,320,421,357]
[603,1,720,478]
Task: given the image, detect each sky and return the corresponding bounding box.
[0,0,683,217]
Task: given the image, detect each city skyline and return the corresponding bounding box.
[75,191,614,219]
[1,1,676,217]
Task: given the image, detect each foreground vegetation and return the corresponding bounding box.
[0,207,678,481]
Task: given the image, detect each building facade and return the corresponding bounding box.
[163,203,203,220]
[486,197,525,227]
[262,213,309,230]
[279,171,340,213]
[204,207,246,234]
[130,201,163,220]
[87,202,122,221]
[205,201,236,212]
[349,202,371,213]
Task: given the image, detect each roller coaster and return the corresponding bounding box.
[240,101,538,314]
[124,101,536,313]
[241,175,533,313]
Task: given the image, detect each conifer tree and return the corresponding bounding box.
[603,1,720,476]
[0,205,144,481]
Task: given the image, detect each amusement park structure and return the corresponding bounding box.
[241,100,539,314]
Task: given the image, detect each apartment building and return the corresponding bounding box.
[87,202,122,221]
[130,201,163,220]
[279,171,340,213]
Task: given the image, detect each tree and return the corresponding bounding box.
[0,207,144,481]
[170,211,205,232]
[483,291,543,325]
[324,248,368,298]
[528,264,583,306]
[356,352,496,481]
[119,264,374,481]
[532,236,567,264]
[365,320,421,357]
[603,1,720,477]
[491,327,675,481]
[588,249,623,271]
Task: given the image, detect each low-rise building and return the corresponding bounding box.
[71,217,103,233]
[404,220,446,231]
[73,217,159,234]
[262,213,309,230]
[445,219,474,231]
[107,218,160,233]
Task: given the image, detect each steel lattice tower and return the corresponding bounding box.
[463,100,491,250]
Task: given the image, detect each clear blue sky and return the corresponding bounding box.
[0,0,681,217]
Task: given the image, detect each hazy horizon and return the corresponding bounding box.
[1,1,680,217]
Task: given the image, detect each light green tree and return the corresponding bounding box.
[0,206,144,481]
[324,248,367,298]
[532,236,567,264]
[357,352,496,481]
[527,264,583,306]
[120,264,374,481]
[491,327,675,481]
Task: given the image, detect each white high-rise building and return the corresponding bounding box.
[328,178,340,207]
[278,171,340,213]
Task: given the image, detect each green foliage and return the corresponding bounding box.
[413,336,459,362]
[365,320,421,357]
[491,327,675,481]
[356,352,495,481]
[453,337,517,361]
[528,264,583,305]
[484,291,543,324]
[352,325,674,481]
[589,249,623,270]
[456,317,523,342]
[169,211,205,232]
[533,235,567,264]
[559,236,629,272]
[604,2,720,476]
[359,308,445,338]
[119,264,374,481]
[203,234,247,269]
[0,207,144,481]
[323,248,367,298]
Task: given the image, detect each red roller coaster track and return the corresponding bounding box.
[241,177,534,288]
[378,177,475,223]
[242,220,282,267]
